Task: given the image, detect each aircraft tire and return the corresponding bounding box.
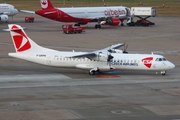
[95,24,101,29]
[161,71,166,76]
[89,70,96,75]
[95,24,98,29]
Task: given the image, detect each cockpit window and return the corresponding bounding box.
[162,58,167,61]
[155,58,167,61]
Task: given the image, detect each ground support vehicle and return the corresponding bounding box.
[127,16,155,26]
[25,17,34,23]
[62,24,85,34]
[127,7,156,27]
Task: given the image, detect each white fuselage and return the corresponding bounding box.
[35,5,130,25]
[0,4,18,16]
[7,24,175,75]
[59,6,128,19]
[9,50,175,72]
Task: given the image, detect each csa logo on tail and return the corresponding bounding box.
[142,57,153,68]
[11,25,31,52]
[41,0,48,9]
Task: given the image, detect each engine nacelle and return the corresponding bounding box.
[96,53,108,62]
[0,15,8,22]
[105,18,120,26]
[94,52,114,62]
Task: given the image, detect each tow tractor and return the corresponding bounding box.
[62,24,85,34]
[127,7,156,26]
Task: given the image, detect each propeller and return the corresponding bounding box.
[107,53,114,67]
[107,54,114,62]
[123,42,128,54]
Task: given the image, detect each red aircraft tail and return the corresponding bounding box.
[40,0,55,10]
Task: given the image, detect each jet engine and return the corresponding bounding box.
[0,15,8,22]
[105,18,120,26]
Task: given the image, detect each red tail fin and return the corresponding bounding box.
[40,0,54,10]
[8,24,42,53]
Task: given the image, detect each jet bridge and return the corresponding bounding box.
[127,7,156,26]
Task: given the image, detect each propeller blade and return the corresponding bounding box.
[123,42,128,54]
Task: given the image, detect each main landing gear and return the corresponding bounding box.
[161,71,166,76]
[120,19,124,26]
[156,71,166,76]
[95,24,101,29]
[89,68,99,75]
[74,23,80,26]
[95,18,102,29]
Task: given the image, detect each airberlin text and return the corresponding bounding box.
[104,9,125,16]
[112,62,138,66]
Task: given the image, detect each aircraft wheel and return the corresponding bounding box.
[95,24,101,29]
[161,71,166,76]
[89,70,96,75]
[74,23,80,26]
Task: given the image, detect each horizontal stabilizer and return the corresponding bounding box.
[3,27,26,31]
[20,10,35,14]
[44,11,57,15]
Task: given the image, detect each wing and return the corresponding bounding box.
[71,43,124,59]
[20,10,35,14]
[94,43,124,53]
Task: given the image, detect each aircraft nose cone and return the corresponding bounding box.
[12,9,18,15]
[15,9,18,14]
[169,62,175,69]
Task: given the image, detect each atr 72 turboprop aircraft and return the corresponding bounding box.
[0,3,18,22]
[21,0,130,29]
[5,24,175,75]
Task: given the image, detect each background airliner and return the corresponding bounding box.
[0,3,18,22]
[6,24,175,75]
[21,0,130,29]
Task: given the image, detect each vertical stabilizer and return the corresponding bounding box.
[40,0,55,10]
[8,24,42,53]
